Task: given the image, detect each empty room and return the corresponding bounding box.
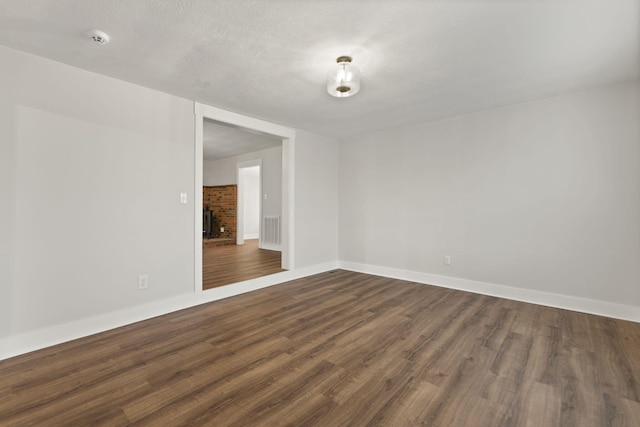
[0,1,638,426]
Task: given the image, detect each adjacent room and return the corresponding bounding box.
[201,119,285,289]
[0,1,638,426]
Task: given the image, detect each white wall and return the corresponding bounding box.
[203,146,282,220]
[0,46,342,359]
[8,37,635,358]
[339,81,640,312]
[294,130,340,268]
[0,45,196,339]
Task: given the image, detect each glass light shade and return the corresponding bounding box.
[327,57,360,98]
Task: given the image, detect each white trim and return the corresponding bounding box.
[5,259,637,360]
[194,106,204,294]
[338,261,640,323]
[194,104,295,140]
[282,138,294,270]
[236,159,263,168]
[236,159,262,246]
[0,261,338,361]
[194,102,296,293]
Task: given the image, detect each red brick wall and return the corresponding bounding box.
[203,185,237,241]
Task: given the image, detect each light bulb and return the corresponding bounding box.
[327,56,360,98]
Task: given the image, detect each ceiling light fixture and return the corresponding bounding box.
[90,30,110,45]
[327,56,360,98]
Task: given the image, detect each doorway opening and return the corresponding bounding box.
[236,162,261,245]
[239,165,260,241]
[195,103,295,293]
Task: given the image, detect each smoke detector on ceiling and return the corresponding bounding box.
[90,30,110,45]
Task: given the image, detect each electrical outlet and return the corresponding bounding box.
[138,274,149,290]
[444,256,452,265]
[220,227,225,233]
[179,193,188,204]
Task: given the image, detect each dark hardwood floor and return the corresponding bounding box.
[1,270,639,426]
[203,239,284,290]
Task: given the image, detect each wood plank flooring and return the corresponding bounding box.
[203,239,283,290]
[1,270,639,426]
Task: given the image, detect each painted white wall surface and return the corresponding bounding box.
[203,146,282,220]
[294,130,340,268]
[339,80,640,309]
[0,46,195,337]
[202,156,236,186]
[5,38,635,360]
[242,166,261,239]
[0,47,342,359]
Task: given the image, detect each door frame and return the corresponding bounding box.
[236,160,262,246]
[194,102,295,294]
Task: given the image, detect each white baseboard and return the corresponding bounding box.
[5,259,634,362]
[259,242,282,252]
[0,261,338,361]
[338,261,640,323]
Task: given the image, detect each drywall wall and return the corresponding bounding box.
[0,45,196,338]
[294,130,340,268]
[203,146,282,221]
[1,46,342,358]
[339,81,640,310]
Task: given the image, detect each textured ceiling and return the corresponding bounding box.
[0,0,638,139]
[203,119,281,161]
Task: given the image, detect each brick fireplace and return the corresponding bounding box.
[203,185,237,245]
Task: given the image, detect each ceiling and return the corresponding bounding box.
[203,119,281,161]
[0,0,638,139]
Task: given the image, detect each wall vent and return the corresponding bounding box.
[263,216,281,245]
